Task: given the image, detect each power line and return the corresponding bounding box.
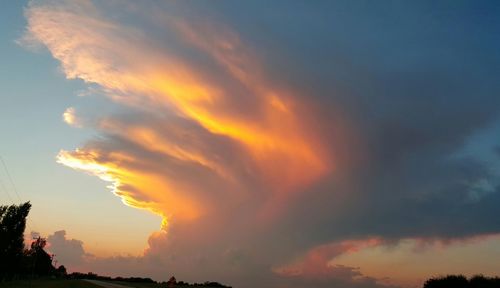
[0,168,35,238]
[0,155,38,234]
[0,156,23,202]
[0,174,14,203]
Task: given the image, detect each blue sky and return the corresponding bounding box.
[0,0,160,256]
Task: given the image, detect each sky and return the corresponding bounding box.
[1,1,500,287]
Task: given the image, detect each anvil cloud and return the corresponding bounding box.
[22,1,500,287]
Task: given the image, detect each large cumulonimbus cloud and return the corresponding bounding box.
[24,1,500,287]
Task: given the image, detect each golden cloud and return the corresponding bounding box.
[25,0,333,229]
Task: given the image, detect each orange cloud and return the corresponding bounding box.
[24,0,333,231]
[57,148,203,223]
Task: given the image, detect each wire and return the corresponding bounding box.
[0,174,14,203]
[0,155,38,234]
[0,156,23,202]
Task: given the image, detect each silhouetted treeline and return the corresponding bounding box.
[188,281,231,288]
[115,276,157,283]
[69,272,231,287]
[69,272,155,283]
[160,280,231,288]
[424,275,500,288]
[0,202,59,281]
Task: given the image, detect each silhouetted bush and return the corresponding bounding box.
[424,275,468,288]
[424,274,500,288]
[55,265,67,277]
[470,275,500,288]
[114,276,155,283]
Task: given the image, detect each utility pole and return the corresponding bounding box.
[29,236,39,288]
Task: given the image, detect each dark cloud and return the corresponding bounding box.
[494,146,500,157]
[230,0,500,247]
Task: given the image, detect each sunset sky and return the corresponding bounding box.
[1,1,500,288]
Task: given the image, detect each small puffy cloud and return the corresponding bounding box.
[62,107,82,127]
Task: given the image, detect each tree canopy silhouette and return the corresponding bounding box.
[0,202,31,280]
[0,202,56,281]
[25,236,56,277]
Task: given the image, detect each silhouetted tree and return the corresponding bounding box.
[470,275,500,288]
[56,265,67,277]
[424,275,468,288]
[423,274,500,288]
[168,276,177,288]
[24,237,55,277]
[0,202,31,280]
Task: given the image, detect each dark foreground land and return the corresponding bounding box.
[0,279,144,288]
[0,279,228,288]
[87,280,227,288]
[0,279,101,288]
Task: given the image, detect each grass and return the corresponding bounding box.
[0,279,101,288]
